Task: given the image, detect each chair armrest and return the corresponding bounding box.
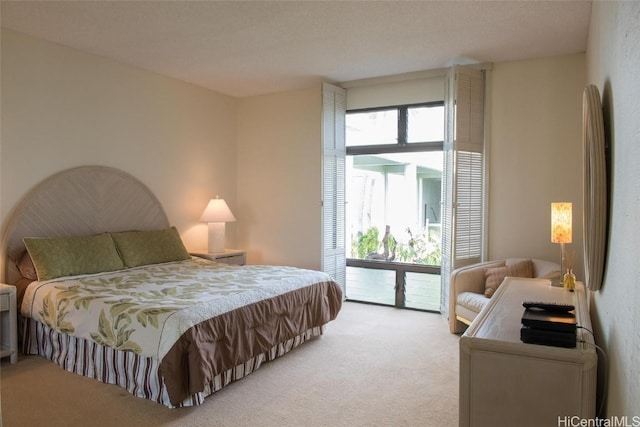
[448,260,505,333]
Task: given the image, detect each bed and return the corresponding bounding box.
[1,166,343,407]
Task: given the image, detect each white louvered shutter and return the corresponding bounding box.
[322,83,346,295]
[441,66,485,316]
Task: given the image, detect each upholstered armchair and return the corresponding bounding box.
[448,258,561,333]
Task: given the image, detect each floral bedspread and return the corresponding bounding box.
[21,257,335,359]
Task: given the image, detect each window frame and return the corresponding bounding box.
[345,101,444,312]
[346,101,444,156]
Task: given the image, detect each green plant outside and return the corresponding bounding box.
[351,226,441,266]
[353,227,381,259]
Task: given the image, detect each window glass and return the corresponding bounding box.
[346,109,398,146]
[405,272,441,311]
[346,151,443,266]
[345,102,445,311]
[346,267,395,305]
[407,105,444,143]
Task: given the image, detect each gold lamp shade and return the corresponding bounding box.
[551,202,572,244]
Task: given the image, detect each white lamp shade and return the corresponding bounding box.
[200,198,236,223]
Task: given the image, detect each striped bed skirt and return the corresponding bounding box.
[22,318,323,407]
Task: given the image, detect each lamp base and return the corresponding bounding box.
[548,242,566,287]
[207,222,226,253]
[548,269,565,287]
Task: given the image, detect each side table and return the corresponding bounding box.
[191,249,246,266]
[0,283,18,364]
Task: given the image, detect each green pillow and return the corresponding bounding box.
[23,234,125,281]
[110,226,190,268]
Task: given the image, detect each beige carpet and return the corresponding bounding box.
[0,302,460,427]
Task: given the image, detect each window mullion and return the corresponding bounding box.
[395,269,406,308]
[398,106,408,145]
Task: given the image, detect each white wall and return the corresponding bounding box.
[345,75,445,110]
[586,1,640,417]
[0,29,238,257]
[236,87,322,269]
[488,54,585,277]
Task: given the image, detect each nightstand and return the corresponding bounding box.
[191,249,246,266]
[0,283,18,364]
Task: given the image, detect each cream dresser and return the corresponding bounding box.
[459,277,597,427]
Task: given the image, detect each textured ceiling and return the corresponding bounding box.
[1,1,592,98]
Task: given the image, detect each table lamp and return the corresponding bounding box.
[200,197,236,253]
[551,202,572,284]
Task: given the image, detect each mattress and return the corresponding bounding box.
[21,257,342,406]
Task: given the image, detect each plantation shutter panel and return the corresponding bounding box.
[441,66,485,316]
[322,83,346,295]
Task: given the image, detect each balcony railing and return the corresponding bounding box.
[346,259,441,312]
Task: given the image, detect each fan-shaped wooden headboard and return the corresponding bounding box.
[1,166,169,283]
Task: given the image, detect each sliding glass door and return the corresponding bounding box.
[345,103,443,312]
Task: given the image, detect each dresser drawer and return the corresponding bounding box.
[0,294,9,311]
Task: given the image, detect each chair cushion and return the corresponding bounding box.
[484,259,533,297]
[457,291,489,314]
